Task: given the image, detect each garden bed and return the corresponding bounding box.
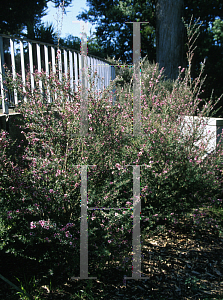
[1,204,223,299]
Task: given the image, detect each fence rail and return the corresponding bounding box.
[0,34,116,113]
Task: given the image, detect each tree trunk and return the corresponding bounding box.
[156,0,185,80]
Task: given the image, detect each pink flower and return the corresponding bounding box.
[115,163,121,170]
[142,186,148,192]
[39,220,45,227]
[30,222,36,229]
[56,170,61,177]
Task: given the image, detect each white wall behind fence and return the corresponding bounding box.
[177,115,223,162]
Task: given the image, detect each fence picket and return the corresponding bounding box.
[78,52,81,85]
[36,43,42,95]
[97,59,100,91]
[91,57,97,91]
[44,44,51,103]
[51,46,57,100]
[20,40,27,103]
[28,42,35,93]
[10,39,18,105]
[69,50,74,95]
[58,49,62,83]
[51,46,56,73]
[74,52,78,93]
[64,49,68,80]
[89,57,94,90]
[63,49,68,101]
[44,45,49,75]
[87,56,90,90]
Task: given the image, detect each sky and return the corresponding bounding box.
[41,0,97,40]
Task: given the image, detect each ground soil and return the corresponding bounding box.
[1,207,223,300]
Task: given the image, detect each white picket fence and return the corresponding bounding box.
[0,34,116,113]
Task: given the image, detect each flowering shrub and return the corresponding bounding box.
[1,22,223,277]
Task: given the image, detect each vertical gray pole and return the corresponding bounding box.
[71,164,97,280]
[80,21,88,136]
[132,23,141,137]
[132,165,141,278]
[80,165,88,278]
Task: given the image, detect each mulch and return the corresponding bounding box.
[1,207,223,299]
